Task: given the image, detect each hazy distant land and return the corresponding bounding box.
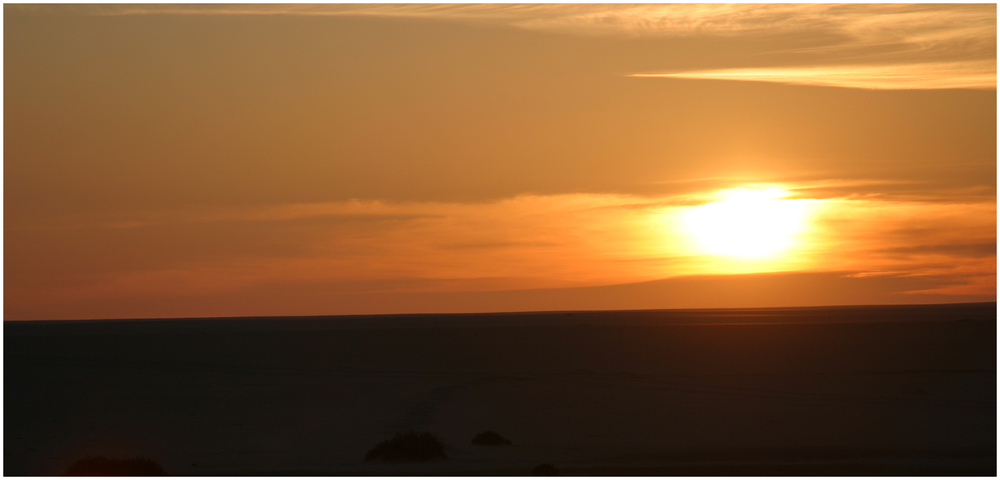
[5,303,995,475]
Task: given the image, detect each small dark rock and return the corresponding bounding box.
[364,431,447,462]
[532,463,560,475]
[471,430,512,446]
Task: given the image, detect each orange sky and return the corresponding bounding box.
[5,4,996,320]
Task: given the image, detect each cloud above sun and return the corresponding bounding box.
[7,185,994,319]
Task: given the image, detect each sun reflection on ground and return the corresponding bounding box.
[681,188,812,259]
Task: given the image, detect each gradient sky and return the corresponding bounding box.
[5,4,996,320]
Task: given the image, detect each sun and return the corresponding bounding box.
[681,188,809,259]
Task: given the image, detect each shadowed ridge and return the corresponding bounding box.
[471,430,512,445]
[63,456,166,476]
[532,463,560,475]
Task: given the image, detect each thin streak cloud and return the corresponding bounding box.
[631,60,997,90]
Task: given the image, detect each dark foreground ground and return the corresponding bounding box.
[5,303,996,476]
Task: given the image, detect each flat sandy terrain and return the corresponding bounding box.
[5,303,996,475]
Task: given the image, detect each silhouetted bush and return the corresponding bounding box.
[63,456,166,476]
[531,463,560,475]
[471,430,512,446]
[364,431,447,462]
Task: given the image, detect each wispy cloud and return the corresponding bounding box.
[36,4,991,44]
[612,4,995,90]
[13,3,993,90]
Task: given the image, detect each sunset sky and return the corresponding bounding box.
[5,4,996,320]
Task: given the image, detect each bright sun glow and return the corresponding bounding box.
[682,188,810,259]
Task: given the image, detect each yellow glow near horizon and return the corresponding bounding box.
[681,188,810,259]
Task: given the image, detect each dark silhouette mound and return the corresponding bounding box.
[471,430,512,446]
[364,431,447,462]
[63,456,166,476]
[531,463,560,475]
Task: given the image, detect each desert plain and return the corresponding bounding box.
[4,302,996,475]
